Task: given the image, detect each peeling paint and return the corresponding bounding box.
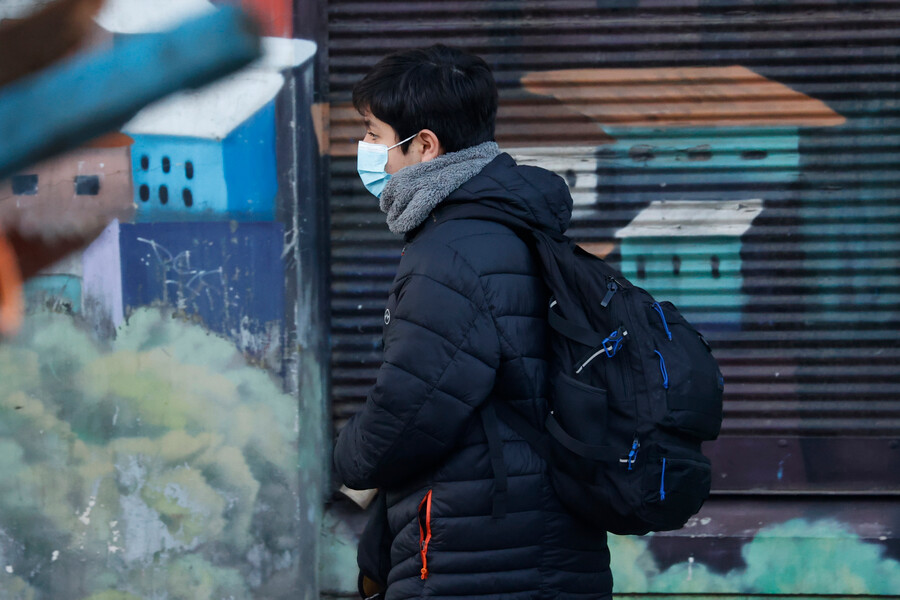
[78,496,97,525]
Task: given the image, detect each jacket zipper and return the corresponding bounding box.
[418,490,433,580]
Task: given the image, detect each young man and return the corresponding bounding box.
[334,45,612,600]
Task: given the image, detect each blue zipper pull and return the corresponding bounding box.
[602,325,628,358]
[653,350,669,389]
[651,302,672,341]
[660,457,667,500]
[627,438,640,471]
[601,280,618,308]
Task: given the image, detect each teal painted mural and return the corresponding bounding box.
[508,59,899,492]
[608,520,900,596]
[615,199,763,328]
[320,510,900,598]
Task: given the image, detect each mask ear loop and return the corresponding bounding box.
[387,132,419,151]
[0,230,23,337]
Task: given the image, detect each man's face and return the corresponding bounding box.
[362,111,421,175]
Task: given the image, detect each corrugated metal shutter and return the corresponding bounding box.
[327,1,900,493]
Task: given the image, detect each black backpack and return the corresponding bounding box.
[441,203,724,535]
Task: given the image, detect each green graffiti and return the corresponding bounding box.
[0,307,301,599]
[609,518,900,594]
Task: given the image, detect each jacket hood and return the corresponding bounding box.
[444,153,573,234]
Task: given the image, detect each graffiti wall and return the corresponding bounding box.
[325,0,900,597]
[0,0,329,598]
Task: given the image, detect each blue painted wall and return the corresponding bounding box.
[119,221,285,341]
[224,100,278,219]
[130,102,277,222]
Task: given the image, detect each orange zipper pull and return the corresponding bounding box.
[418,490,433,580]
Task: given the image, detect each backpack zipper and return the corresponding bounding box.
[660,457,667,500]
[627,437,640,471]
[653,350,669,389]
[417,490,433,580]
[651,302,673,341]
[617,290,641,472]
[601,278,619,308]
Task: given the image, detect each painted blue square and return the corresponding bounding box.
[119,222,285,339]
[129,101,277,222]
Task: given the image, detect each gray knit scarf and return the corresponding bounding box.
[380,141,501,235]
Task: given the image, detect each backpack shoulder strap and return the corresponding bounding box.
[442,202,617,498]
[437,203,602,347]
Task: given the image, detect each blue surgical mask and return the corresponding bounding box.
[357,132,419,198]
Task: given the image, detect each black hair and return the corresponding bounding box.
[352,45,498,154]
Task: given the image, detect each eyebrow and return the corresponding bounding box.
[363,118,372,128]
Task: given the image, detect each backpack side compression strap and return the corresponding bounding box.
[495,399,623,464]
[548,303,606,348]
[545,414,624,462]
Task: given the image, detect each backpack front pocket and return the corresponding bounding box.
[551,372,609,444]
[640,446,711,530]
[648,302,723,440]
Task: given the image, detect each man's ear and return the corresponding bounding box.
[417,129,444,162]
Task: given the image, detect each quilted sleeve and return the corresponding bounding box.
[334,244,501,490]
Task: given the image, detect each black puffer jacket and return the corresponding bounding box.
[334,153,612,600]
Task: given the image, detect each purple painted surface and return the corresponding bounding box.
[82,219,124,335]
